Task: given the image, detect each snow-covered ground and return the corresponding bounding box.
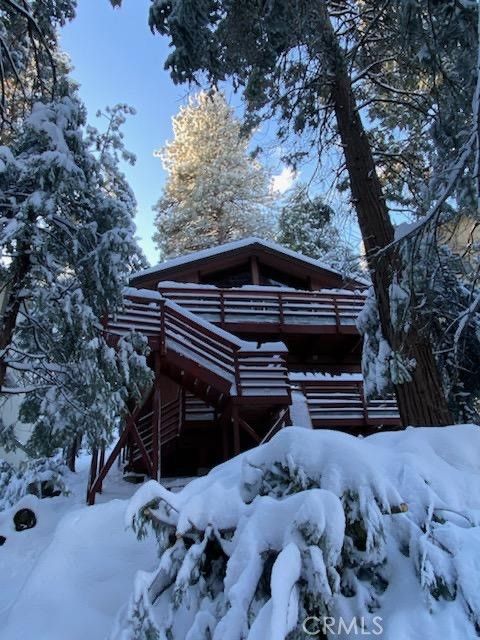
[1,425,480,640]
[0,457,159,640]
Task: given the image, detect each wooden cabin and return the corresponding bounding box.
[87,238,400,503]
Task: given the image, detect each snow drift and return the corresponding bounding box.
[113,424,480,640]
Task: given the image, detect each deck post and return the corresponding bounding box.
[97,443,106,493]
[159,298,166,356]
[86,447,98,505]
[233,350,242,397]
[152,350,162,482]
[222,417,229,461]
[219,290,226,327]
[278,291,284,328]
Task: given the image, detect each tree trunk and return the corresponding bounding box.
[318,2,451,426]
[0,250,30,389]
[66,434,80,472]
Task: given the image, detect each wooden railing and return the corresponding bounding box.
[162,297,238,390]
[184,392,215,422]
[107,288,290,401]
[235,350,290,398]
[295,379,400,429]
[132,395,182,465]
[157,283,365,333]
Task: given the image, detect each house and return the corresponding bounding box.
[86,238,400,504]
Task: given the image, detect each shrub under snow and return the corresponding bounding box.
[0,454,69,511]
[112,425,480,640]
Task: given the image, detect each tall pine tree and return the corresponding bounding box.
[276,185,363,280]
[154,90,273,258]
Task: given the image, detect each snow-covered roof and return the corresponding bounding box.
[131,237,368,286]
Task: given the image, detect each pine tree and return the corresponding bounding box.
[276,184,364,279]
[277,186,338,259]
[0,2,154,463]
[154,90,273,258]
[0,0,76,137]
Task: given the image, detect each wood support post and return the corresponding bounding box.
[222,418,229,461]
[250,255,260,285]
[86,392,151,505]
[87,447,99,505]
[151,350,162,482]
[98,444,106,493]
[159,299,166,356]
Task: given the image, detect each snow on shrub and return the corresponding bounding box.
[0,454,69,511]
[111,425,480,640]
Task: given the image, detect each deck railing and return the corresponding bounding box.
[295,379,400,429]
[107,288,290,401]
[157,283,365,333]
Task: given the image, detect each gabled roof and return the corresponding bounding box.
[131,237,368,289]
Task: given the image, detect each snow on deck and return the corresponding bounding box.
[0,456,194,640]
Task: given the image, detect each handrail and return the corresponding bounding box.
[107,289,291,400]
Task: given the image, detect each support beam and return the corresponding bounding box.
[250,255,260,285]
[151,350,162,482]
[97,444,106,493]
[86,425,131,505]
[87,447,98,504]
[86,393,150,505]
[222,419,229,461]
[238,417,261,444]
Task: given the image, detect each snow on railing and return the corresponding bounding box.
[295,378,400,428]
[157,282,365,331]
[107,288,290,400]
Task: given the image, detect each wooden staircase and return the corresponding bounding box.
[86,288,291,504]
[107,288,291,405]
[128,393,183,470]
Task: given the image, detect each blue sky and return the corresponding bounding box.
[60,1,296,265]
[61,0,189,264]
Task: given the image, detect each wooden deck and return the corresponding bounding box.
[295,378,401,431]
[86,286,401,505]
[106,288,291,405]
[157,283,365,334]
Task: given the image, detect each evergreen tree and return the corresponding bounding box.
[277,185,363,280]
[0,1,154,463]
[277,186,338,259]
[153,90,273,259]
[0,95,153,458]
[0,0,76,137]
